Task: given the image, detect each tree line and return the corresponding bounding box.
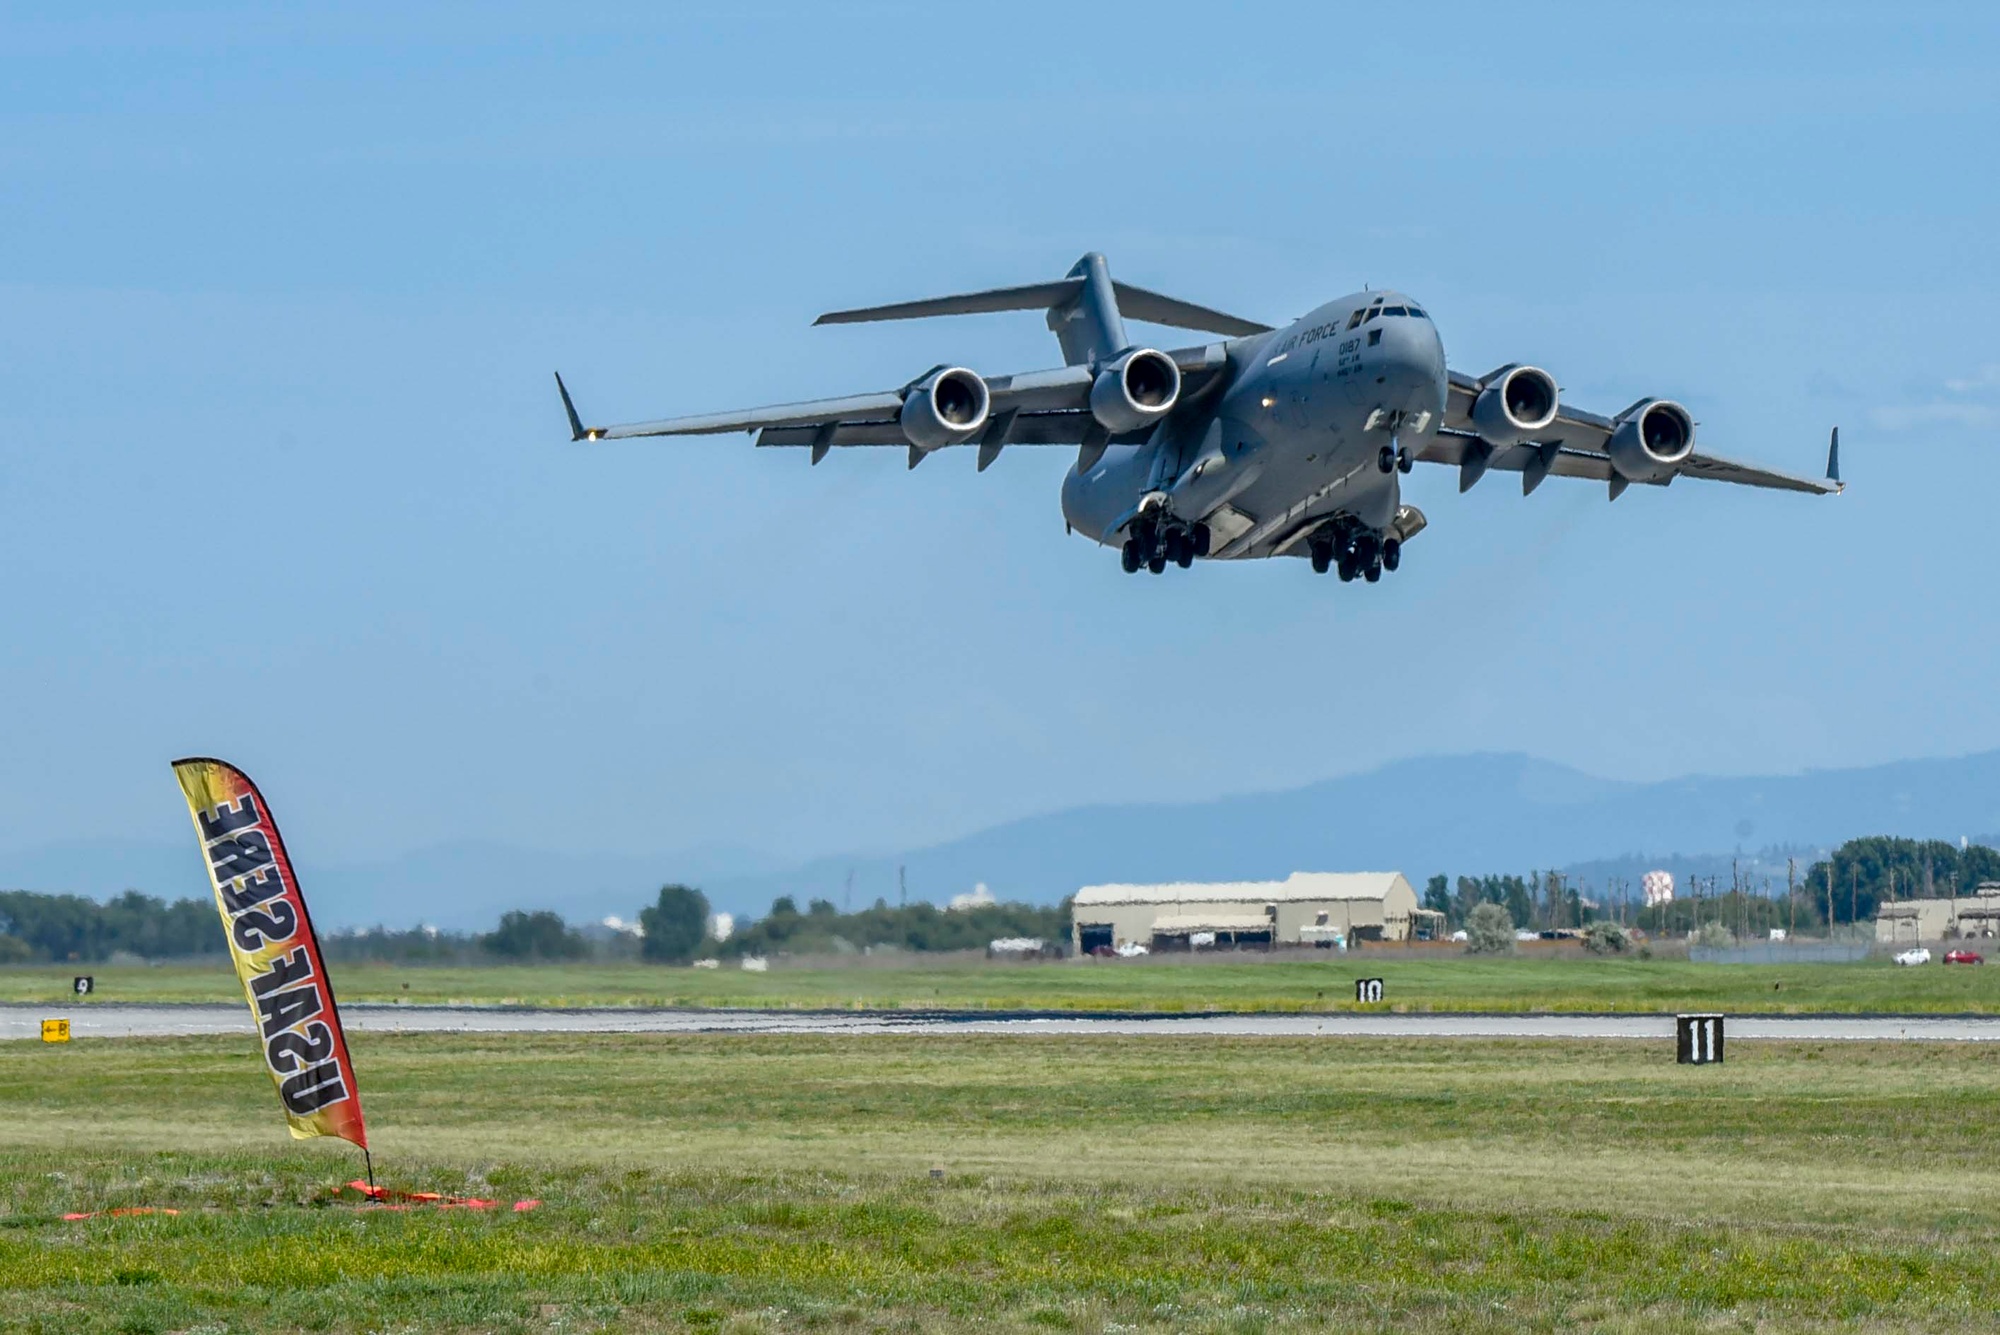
[13,838,1986,963]
[703,893,1070,962]
[0,889,623,965]
[1419,836,2000,938]
[0,883,1070,964]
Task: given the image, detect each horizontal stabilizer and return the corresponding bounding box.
[815,270,1270,339]
[816,280,1084,327]
[1111,282,1272,337]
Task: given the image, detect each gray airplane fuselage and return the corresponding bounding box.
[1061,290,1446,561]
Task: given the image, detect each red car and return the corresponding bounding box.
[1945,949,1985,965]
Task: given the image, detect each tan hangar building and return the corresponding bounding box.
[1875,883,2000,944]
[1071,871,1428,953]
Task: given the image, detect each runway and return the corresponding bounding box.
[7,1004,2000,1042]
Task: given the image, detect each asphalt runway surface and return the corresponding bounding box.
[7,1004,2000,1042]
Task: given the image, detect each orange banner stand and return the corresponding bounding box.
[342,1181,540,1212]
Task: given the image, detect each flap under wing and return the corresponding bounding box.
[757,412,1151,449]
[1434,369,1839,495]
[578,389,906,440]
[560,344,1230,447]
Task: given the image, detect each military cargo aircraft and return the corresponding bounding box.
[556,253,1839,578]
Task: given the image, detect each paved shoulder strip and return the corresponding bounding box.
[6,1005,2000,1042]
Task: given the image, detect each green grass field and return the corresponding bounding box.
[5,953,1999,1015]
[4,1028,2000,1331]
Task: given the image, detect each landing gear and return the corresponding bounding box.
[1120,520,1210,574]
[1378,445,1397,474]
[1396,449,1414,474]
[1350,532,1379,573]
[1311,521,1404,583]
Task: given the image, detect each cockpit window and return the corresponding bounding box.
[1383,306,1408,316]
[1408,307,1428,319]
[1346,308,1365,330]
[1364,303,1383,323]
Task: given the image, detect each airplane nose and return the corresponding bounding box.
[1375,313,1447,417]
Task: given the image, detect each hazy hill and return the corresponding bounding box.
[697,750,2000,915]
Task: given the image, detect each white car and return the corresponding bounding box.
[1894,947,1932,967]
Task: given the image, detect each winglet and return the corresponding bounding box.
[1827,426,1841,487]
[554,372,594,442]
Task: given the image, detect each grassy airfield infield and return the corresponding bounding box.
[6,953,2000,1014]
[5,1030,2000,1332]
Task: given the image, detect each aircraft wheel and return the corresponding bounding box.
[1147,552,1167,575]
[1378,446,1397,473]
[1382,538,1401,572]
[1310,542,1332,575]
[1364,560,1383,583]
[1192,523,1212,558]
[1121,540,1142,574]
[1397,448,1414,474]
[1176,544,1194,570]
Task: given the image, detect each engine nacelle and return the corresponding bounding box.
[1470,364,1560,445]
[899,367,990,452]
[1605,399,1695,482]
[1089,348,1181,434]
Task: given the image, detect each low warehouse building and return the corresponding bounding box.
[1876,883,2000,943]
[1071,871,1422,954]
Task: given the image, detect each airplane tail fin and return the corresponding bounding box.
[814,253,1271,367]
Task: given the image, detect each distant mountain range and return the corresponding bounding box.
[4,751,1996,929]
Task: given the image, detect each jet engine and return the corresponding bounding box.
[1470,364,1560,445]
[1089,348,1182,434]
[899,367,991,451]
[1605,399,1695,482]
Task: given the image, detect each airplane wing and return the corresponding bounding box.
[1422,369,1841,496]
[557,345,1232,463]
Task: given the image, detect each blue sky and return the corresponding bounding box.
[2,2,1996,873]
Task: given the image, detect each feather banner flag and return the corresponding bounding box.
[172,757,368,1150]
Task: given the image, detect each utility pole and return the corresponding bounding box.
[1732,859,1742,941]
[1825,862,1834,938]
[898,864,907,908]
[844,869,853,914]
